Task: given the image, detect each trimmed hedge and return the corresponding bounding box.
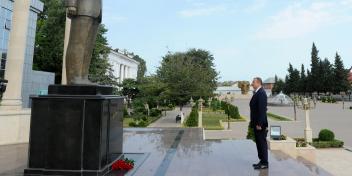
[312,139,344,148]
[321,96,336,103]
[319,129,335,141]
[221,101,241,119]
[185,107,198,127]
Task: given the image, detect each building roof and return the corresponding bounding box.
[109,50,140,65]
[264,77,276,84]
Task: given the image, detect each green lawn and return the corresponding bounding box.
[202,111,246,130]
[123,118,134,127]
[267,112,292,121]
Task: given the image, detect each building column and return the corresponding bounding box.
[0,0,31,110]
[61,16,71,85]
[123,65,127,79]
[127,67,130,78]
[119,64,123,83]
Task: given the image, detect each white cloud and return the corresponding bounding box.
[178,5,227,17]
[255,1,352,40]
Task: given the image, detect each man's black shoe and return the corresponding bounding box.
[252,162,261,167]
[254,164,268,170]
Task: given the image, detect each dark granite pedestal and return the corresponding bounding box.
[24,85,124,176]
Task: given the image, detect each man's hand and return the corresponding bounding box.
[256,125,262,130]
[67,7,77,16]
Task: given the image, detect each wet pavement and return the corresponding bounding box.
[232,99,352,147]
[0,128,331,176]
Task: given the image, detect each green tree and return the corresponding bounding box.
[299,64,307,93]
[309,43,322,93]
[88,25,118,87]
[157,49,218,107]
[284,63,300,94]
[272,75,285,94]
[132,55,147,81]
[319,58,334,93]
[136,76,167,108]
[333,53,350,93]
[120,78,139,99]
[33,0,66,83]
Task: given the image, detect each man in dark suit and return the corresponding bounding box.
[250,77,269,169]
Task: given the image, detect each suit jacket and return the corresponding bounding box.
[249,87,268,128]
[65,0,102,21]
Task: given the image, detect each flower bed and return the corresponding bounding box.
[294,138,344,148]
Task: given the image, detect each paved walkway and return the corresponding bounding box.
[148,107,191,128]
[315,148,352,176]
[205,99,352,147]
[1,128,332,176]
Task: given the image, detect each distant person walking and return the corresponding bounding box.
[249,77,269,170]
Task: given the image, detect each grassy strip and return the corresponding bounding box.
[267,112,291,121]
[295,138,344,148]
[202,111,246,130]
[123,118,134,127]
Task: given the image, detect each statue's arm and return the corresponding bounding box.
[65,0,78,8]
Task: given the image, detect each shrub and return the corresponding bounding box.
[123,107,129,117]
[221,101,241,119]
[349,106,352,110]
[128,120,148,127]
[167,104,174,109]
[318,129,335,141]
[211,99,221,111]
[128,121,137,127]
[185,108,198,127]
[312,139,344,148]
[150,108,162,117]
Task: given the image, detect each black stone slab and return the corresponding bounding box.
[48,84,113,95]
[24,85,124,176]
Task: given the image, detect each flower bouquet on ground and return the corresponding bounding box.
[111,158,135,173]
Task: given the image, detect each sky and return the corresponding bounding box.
[102,0,352,82]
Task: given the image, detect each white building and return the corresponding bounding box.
[108,50,139,83]
[0,0,54,108]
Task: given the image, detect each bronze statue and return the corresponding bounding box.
[65,0,102,84]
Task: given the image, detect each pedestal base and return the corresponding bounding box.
[24,85,124,176]
[305,128,313,143]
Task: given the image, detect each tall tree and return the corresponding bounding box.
[132,55,147,81]
[319,58,334,93]
[89,25,118,87]
[299,64,306,93]
[333,53,350,93]
[272,75,285,94]
[284,63,300,94]
[33,0,66,83]
[309,43,321,93]
[157,49,218,107]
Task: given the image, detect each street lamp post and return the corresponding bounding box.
[291,93,297,121]
[340,92,346,109]
[198,98,204,127]
[297,97,315,143]
[224,96,230,130]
